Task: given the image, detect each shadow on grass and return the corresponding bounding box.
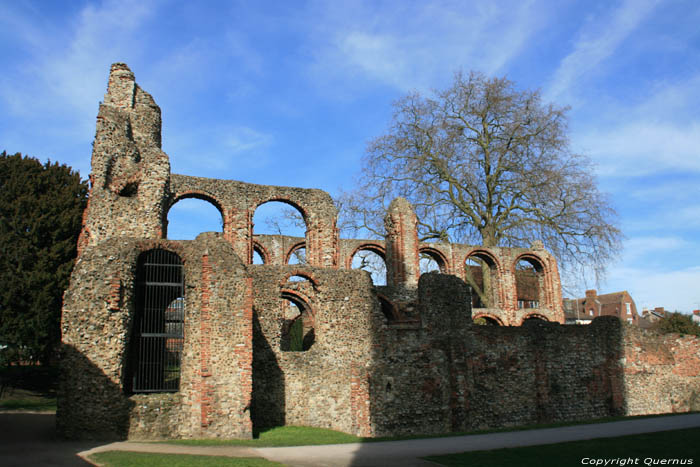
[425,427,700,467]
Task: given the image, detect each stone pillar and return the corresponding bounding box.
[384,197,420,290]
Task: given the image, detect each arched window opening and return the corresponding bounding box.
[473,315,501,326]
[515,257,543,310]
[287,245,307,265]
[522,314,548,325]
[287,275,310,283]
[253,200,306,239]
[465,253,497,309]
[351,248,387,286]
[166,196,223,240]
[253,248,265,265]
[128,249,185,393]
[419,249,445,274]
[280,295,314,352]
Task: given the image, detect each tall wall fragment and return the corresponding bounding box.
[58,63,700,442]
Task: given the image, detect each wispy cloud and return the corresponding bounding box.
[577,121,700,176]
[606,264,700,312]
[166,124,273,177]
[0,0,159,175]
[621,235,692,262]
[545,0,660,102]
[307,0,544,93]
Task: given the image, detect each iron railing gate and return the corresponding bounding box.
[132,249,185,392]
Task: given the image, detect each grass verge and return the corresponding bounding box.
[0,397,56,411]
[87,452,282,466]
[161,412,698,447]
[164,425,361,447]
[424,427,700,466]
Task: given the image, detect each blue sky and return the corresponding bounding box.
[1,0,699,312]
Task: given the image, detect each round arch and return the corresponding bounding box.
[513,252,548,311]
[280,270,320,288]
[252,241,270,265]
[252,198,309,226]
[464,248,502,309]
[165,191,226,240]
[279,290,315,352]
[472,313,504,326]
[419,247,450,273]
[521,313,549,324]
[285,241,307,264]
[346,243,386,269]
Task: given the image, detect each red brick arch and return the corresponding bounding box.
[464,248,504,309]
[512,252,548,311]
[165,191,226,239]
[346,243,386,269]
[252,241,270,264]
[472,313,505,326]
[521,312,549,324]
[285,241,307,264]
[280,269,320,289]
[419,246,450,273]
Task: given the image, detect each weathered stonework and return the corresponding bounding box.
[58,64,700,440]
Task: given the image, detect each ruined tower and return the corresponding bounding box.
[77,63,170,252]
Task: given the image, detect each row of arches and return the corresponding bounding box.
[163,194,554,314]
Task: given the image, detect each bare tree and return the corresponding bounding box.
[341,71,622,298]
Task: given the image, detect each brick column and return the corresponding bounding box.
[384,197,420,289]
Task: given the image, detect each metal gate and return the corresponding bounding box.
[131,249,185,392]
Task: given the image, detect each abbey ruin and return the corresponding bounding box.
[57,64,700,440]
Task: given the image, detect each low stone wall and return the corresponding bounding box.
[367,273,700,437]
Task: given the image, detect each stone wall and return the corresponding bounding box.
[57,63,700,441]
[367,273,700,437]
[59,234,253,440]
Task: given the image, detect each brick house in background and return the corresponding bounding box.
[693,310,700,325]
[637,307,667,329]
[563,289,639,325]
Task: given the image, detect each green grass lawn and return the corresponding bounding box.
[425,427,700,466]
[87,452,282,466]
[161,412,699,447]
[0,365,57,412]
[163,425,361,447]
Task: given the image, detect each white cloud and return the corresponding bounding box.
[307,0,544,93]
[577,121,700,176]
[605,265,700,313]
[545,0,660,102]
[620,236,692,262]
[166,124,273,177]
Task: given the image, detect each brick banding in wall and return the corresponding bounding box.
[57,63,700,441]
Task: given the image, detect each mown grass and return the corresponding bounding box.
[164,425,361,447]
[425,427,700,466]
[0,397,56,411]
[161,412,698,447]
[0,365,57,412]
[87,451,282,466]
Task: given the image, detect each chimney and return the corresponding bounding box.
[585,290,597,300]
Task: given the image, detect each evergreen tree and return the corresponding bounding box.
[654,312,700,337]
[0,152,88,366]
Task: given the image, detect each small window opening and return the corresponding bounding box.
[280,296,314,351]
[287,246,307,265]
[351,248,387,285]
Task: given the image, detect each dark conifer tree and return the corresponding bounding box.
[0,151,88,365]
